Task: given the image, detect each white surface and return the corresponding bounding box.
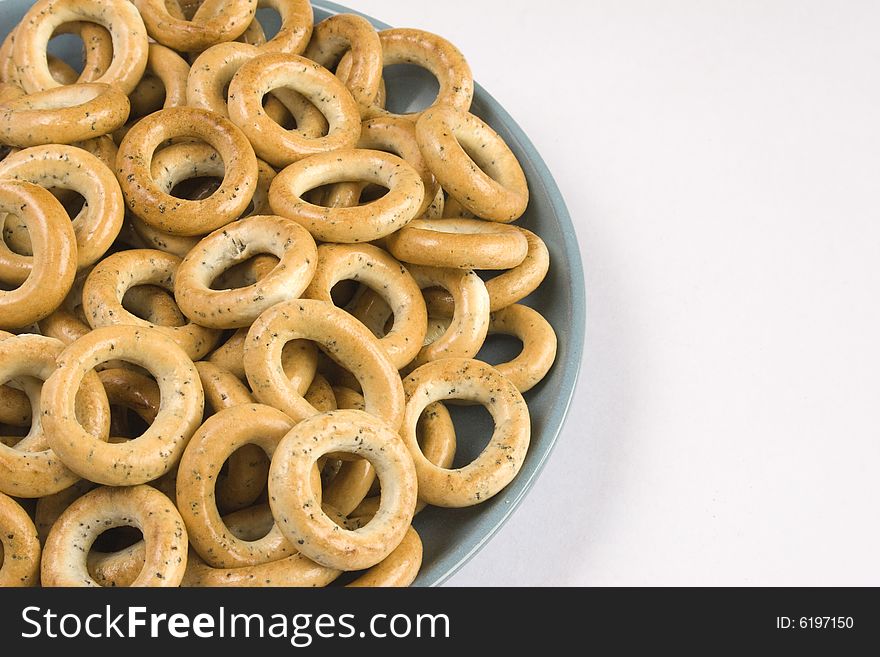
[354,0,880,585]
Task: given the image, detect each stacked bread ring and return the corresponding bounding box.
[0,0,557,588]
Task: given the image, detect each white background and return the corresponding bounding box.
[354,0,880,585]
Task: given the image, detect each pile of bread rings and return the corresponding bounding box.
[0,0,557,587]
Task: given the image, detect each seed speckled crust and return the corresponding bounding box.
[269,409,418,571]
[0,491,41,586]
[41,326,205,486]
[41,484,188,587]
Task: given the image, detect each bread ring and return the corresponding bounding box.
[208,327,318,392]
[132,42,190,112]
[488,304,557,393]
[195,361,269,513]
[83,249,220,360]
[13,0,148,94]
[0,83,129,147]
[58,21,113,82]
[38,305,90,345]
[182,549,339,587]
[244,299,405,428]
[122,285,186,327]
[89,501,276,587]
[321,115,442,216]
[3,21,112,87]
[0,181,77,329]
[269,149,425,242]
[227,52,360,167]
[0,145,124,270]
[175,215,317,329]
[304,243,427,369]
[352,396,456,516]
[131,144,275,238]
[407,265,489,368]
[336,28,473,123]
[402,358,530,507]
[304,14,382,115]
[41,326,204,486]
[346,526,422,587]
[76,134,118,171]
[425,227,550,314]
[269,409,417,570]
[177,403,303,567]
[187,42,327,138]
[359,116,441,216]
[386,219,529,270]
[417,106,528,222]
[0,491,40,586]
[134,0,255,52]
[250,0,313,54]
[41,484,187,587]
[0,334,110,498]
[116,106,258,236]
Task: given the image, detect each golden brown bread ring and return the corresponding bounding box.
[407,265,490,368]
[401,358,530,507]
[83,249,221,360]
[0,144,124,270]
[13,0,148,94]
[244,299,405,428]
[340,28,473,122]
[304,14,382,115]
[304,242,427,369]
[177,404,302,568]
[41,484,187,587]
[227,52,360,168]
[269,409,418,571]
[195,361,268,513]
[208,327,318,394]
[0,334,110,498]
[0,491,40,586]
[116,106,258,236]
[269,149,425,243]
[488,304,557,393]
[186,41,327,138]
[386,219,529,270]
[41,326,204,486]
[174,215,318,329]
[0,181,77,329]
[417,106,529,223]
[424,227,550,314]
[0,83,130,147]
[134,0,255,52]
[252,0,313,54]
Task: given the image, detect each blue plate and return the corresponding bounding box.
[0,0,586,586]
